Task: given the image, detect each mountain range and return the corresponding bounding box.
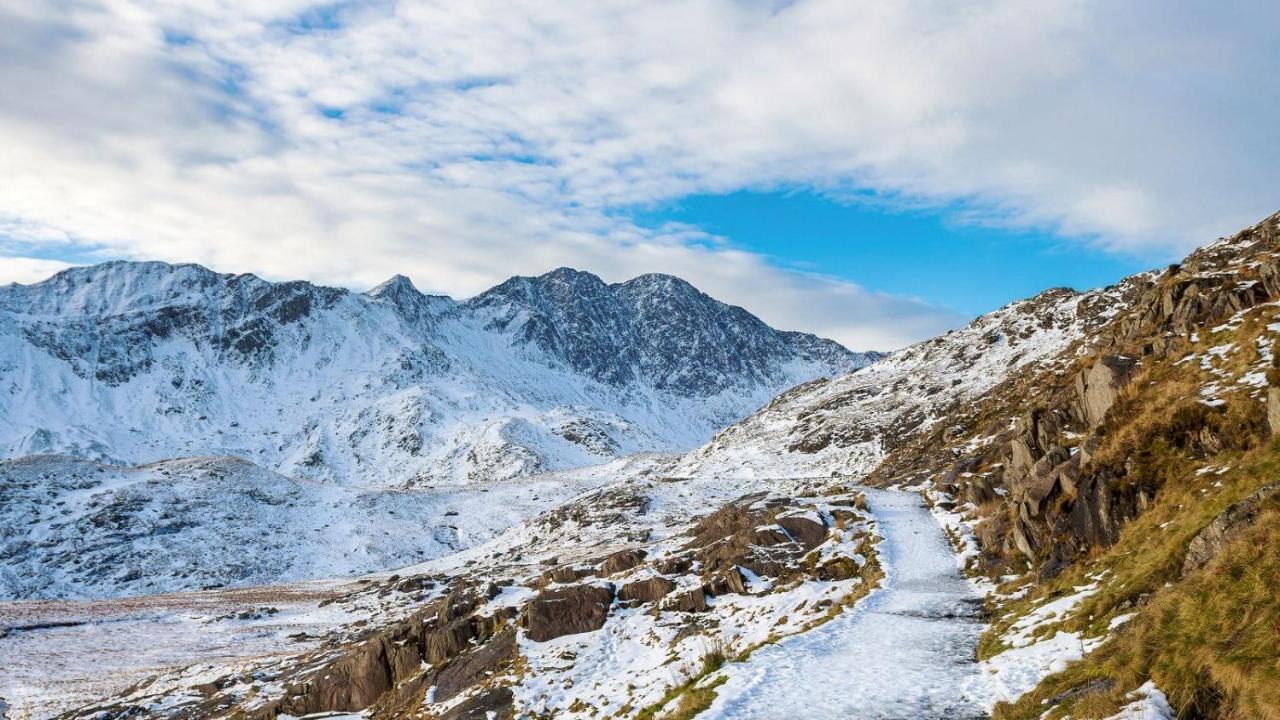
[0,262,874,488]
[0,262,875,598]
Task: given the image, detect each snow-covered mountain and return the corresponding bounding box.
[0,261,876,488]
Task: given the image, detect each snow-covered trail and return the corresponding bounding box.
[702,488,989,719]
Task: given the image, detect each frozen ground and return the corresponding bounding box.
[0,580,363,719]
[702,489,989,720]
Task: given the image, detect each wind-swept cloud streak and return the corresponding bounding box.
[0,0,1275,348]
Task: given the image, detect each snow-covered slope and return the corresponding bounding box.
[673,283,1140,480]
[0,262,874,488]
[0,454,645,599]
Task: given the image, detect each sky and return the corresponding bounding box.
[1,1,1277,350]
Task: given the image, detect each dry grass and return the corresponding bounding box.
[985,306,1280,719]
[636,646,727,720]
[991,441,1280,720]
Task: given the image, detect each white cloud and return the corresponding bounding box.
[0,0,1275,348]
[0,257,74,286]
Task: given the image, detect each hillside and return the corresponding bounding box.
[884,212,1280,718]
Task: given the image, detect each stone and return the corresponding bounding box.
[653,555,691,574]
[1268,387,1280,436]
[815,555,861,581]
[1182,484,1279,575]
[434,628,517,702]
[662,587,708,612]
[597,548,646,577]
[1076,355,1138,428]
[439,687,514,720]
[524,584,615,642]
[618,576,677,604]
[702,567,749,597]
[541,564,593,585]
[777,513,828,549]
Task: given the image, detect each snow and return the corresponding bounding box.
[1103,681,1175,720]
[1003,582,1099,648]
[700,489,988,719]
[0,454,648,599]
[982,630,1104,706]
[0,579,365,719]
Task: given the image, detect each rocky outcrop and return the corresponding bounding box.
[541,564,594,585]
[662,587,709,613]
[1268,387,1280,436]
[1183,484,1280,575]
[1075,355,1138,428]
[777,513,830,549]
[618,576,677,604]
[523,583,615,642]
[164,584,525,720]
[597,548,646,577]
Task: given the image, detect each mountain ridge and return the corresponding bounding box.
[0,260,877,488]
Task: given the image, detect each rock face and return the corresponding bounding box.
[1268,387,1280,436]
[1075,355,1138,428]
[523,584,615,642]
[1183,484,1280,575]
[467,268,868,395]
[0,261,875,489]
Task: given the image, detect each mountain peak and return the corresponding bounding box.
[368,273,420,299]
[536,266,608,288]
[618,272,698,294]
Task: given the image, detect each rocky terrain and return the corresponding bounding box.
[894,212,1280,719]
[8,472,883,719]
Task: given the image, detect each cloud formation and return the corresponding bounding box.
[1,0,1276,348]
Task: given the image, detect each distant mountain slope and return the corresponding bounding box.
[0,454,642,599]
[672,280,1145,480]
[0,262,875,487]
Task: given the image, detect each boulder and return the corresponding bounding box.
[777,513,829,549]
[662,587,708,613]
[618,576,677,604]
[815,555,861,581]
[1268,387,1280,436]
[524,584,615,642]
[1076,355,1137,428]
[653,555,692,575]
[702,567,749,597]
[541,564,593,585]
[752,525,794,546]
[1183,484,1279,575]
[597,548,646,577]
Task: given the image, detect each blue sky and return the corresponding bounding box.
[638,191,1156,317]
[0,1,1276,349]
